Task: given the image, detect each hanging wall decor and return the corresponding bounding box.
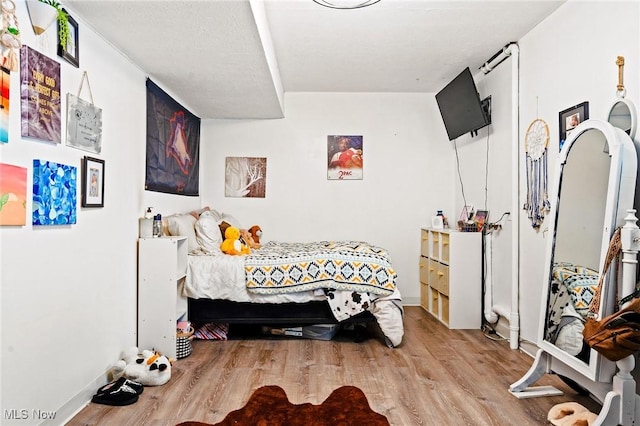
[225,157,267,198]
[57,9,78,67]
[327,135,363,180]
[20,45,61,143]
[0,0,22,72]
[559,102,589,151]
[66,71,102,153]
[81,156,104,207]
[32,159,77,225]
[1,66,9,143]
[145,78,200,196]
[523,118,550,229]
[0,162,27,226]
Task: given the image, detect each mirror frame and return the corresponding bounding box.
[537,119,637,381]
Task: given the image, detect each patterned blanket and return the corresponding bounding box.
[245,241,396,296]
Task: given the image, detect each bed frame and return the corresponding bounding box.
[188,298,376,341]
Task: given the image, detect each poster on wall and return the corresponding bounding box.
[145,79,200,196]
[20,45,61,143]
[32,159,77,225]
[0,163,27,226]
[225,157,267,198]
[1,67,9,144]
[327,135,363,180]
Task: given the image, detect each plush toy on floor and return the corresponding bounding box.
[110,346,172,386]
[221,226,250,255]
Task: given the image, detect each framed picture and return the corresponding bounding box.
[475,210,489,231]
[81,156,104,207]
[431,215,444,229]
[559,102,589,151]
[327,135,363,180]
[57,9,79,68]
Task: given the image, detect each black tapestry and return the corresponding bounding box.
[145,79,200,196]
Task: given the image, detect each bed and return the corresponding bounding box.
[545,262,599,361]
[166,209,404,347]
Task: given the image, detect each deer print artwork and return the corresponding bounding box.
[225,157,267,198]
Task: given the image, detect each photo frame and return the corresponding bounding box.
[431,215,444,230]
[559,101,589,151]
[57,9,79,68]
[81,156,104,207]
[475,210,489,231]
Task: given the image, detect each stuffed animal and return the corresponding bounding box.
[221,226,250,255]
[110,347,172,386]
[248,225,263,245]
[240,228,261,250]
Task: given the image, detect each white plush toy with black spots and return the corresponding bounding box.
[110,347,172,386]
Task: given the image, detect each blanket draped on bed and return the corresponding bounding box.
[245,241,397,296]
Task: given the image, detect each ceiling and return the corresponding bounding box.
[63,0,564,119]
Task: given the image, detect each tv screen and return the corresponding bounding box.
[435,67,490,141]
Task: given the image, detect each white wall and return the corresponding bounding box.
[518,0,639,346]
[453,1,640,348]
[199,92,453,302]
[0,2,198,424]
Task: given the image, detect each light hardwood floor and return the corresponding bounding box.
[68,307,601,425]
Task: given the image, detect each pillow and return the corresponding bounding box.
[219,212,241,229]
[563,273,599,318]
[195,211,223,254]
[166,214,199,253]
[554,304,585,356]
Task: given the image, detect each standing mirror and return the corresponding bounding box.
[512,119,637,397]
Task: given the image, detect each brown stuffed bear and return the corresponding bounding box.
[240,228,261,249]
[248,225,262,245]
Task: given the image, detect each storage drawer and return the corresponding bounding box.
[419,256,429,285]
[440,233,450,264]
[432,262,447,293]
[420,229,429,257]
[429,287,439,317]
[428,259,438,290]
[441,294,450,325]
[430,230,440,261]
[438,264,450,296]
[420,282,429,310]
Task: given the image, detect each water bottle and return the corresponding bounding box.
[153,214,162,238]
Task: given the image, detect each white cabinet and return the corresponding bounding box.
[138,236,188,359]
[419,228,481,329]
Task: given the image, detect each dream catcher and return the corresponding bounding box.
[523,118,551,229]
[0,0,21,72]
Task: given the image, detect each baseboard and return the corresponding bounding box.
[491,318,537,359]
[41,371,109,426]
[402,296,420,306]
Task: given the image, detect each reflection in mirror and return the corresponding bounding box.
[544,128,611,365]
[607,98,637,139]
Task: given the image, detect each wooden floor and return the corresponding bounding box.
[68,307,602,425]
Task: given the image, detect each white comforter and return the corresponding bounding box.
[184,251,404,347]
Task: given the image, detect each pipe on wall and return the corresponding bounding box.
[480,42,520,350]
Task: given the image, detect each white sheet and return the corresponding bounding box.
[185,251,325,304]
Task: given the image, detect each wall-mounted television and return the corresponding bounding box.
[435,67,491,141]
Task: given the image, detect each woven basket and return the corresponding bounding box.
[176,326,194,359]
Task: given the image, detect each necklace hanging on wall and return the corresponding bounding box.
[523,117,550,229]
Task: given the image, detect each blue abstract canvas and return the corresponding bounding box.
[32,159,77,225]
